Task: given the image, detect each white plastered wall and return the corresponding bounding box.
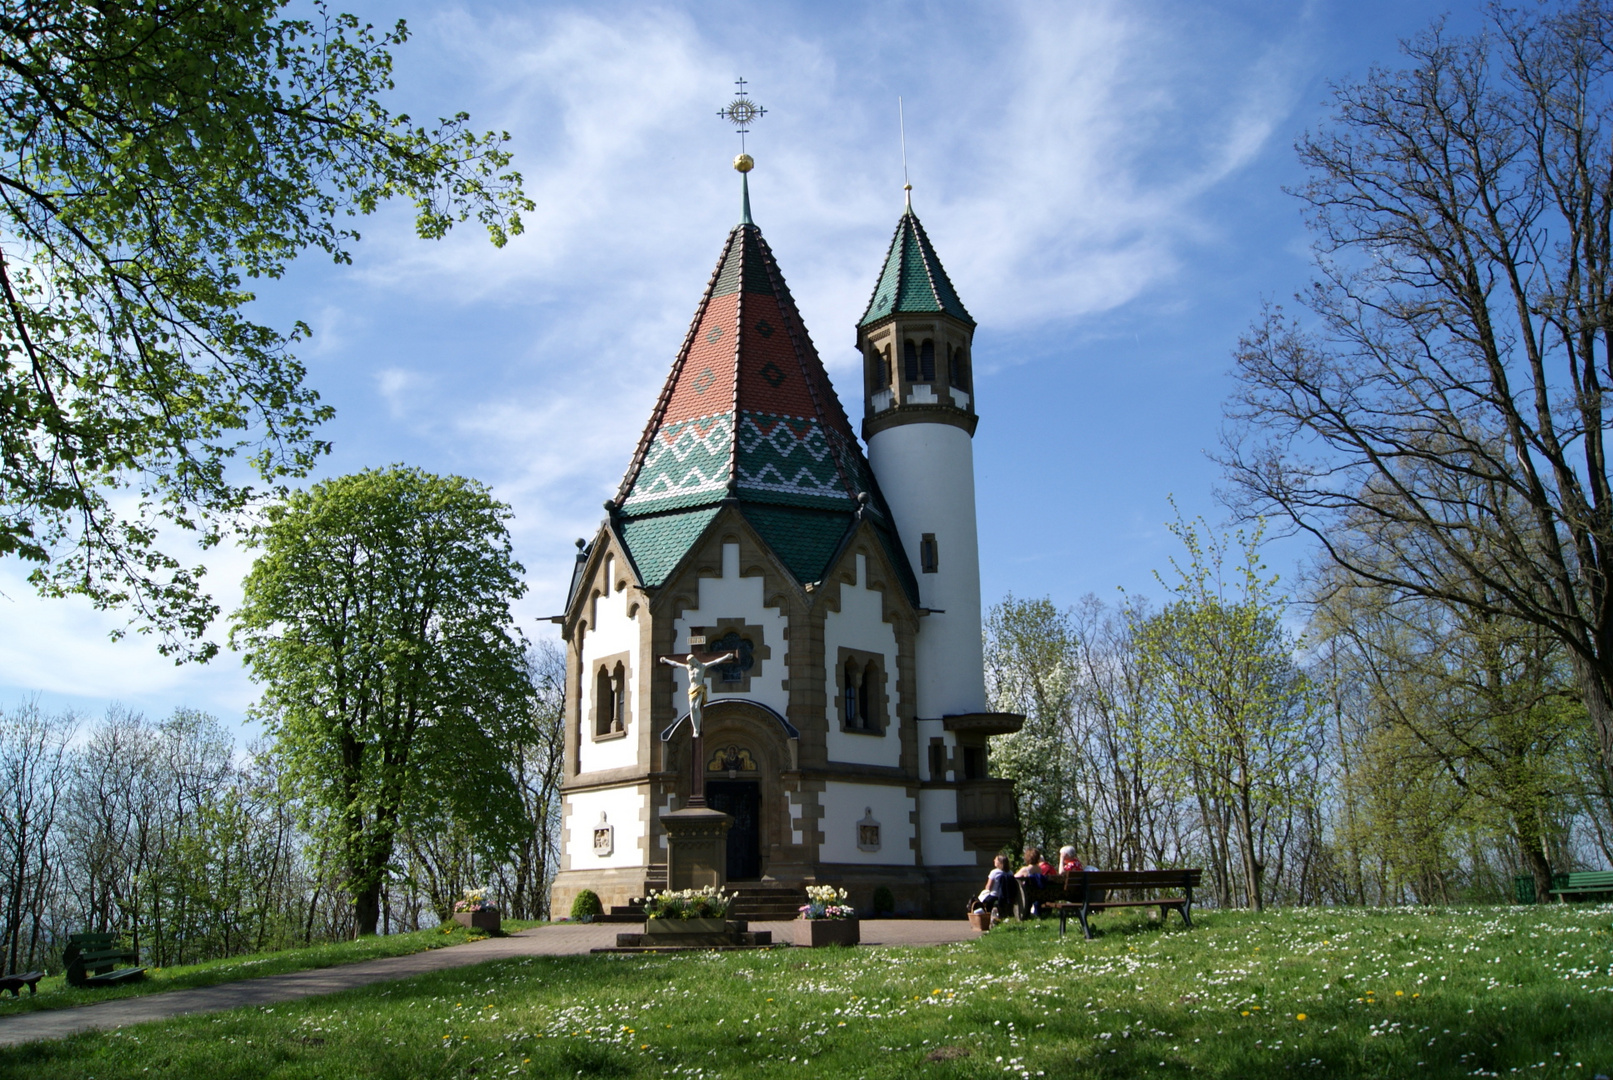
[917,788,973,865]
[565,786,647,870]
[867,422,986,719]
[819,781,914,865]
[823,553,901,767]
[578,554,641,774]
[671,542,789,717]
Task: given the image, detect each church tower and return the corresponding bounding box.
[858,192,1006,802]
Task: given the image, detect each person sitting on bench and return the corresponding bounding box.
[1058,845,1084,874]
[1015,847,1053,913]
[972,854,1013,922]
[1015,847,1052,887]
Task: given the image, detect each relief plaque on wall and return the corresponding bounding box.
[593,811,614,857]
[857,807,881,852]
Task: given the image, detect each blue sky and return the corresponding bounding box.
[0,0,1472,735]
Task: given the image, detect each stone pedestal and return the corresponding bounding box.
[794,918,859,947]
[453,910,501,933]
[661,806,732,890]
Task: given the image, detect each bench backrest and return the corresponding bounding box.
[64,933,138,968]
[1554,871,1613,890]
[1020,868,1202,901]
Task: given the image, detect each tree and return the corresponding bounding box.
[985,596,1083,856]
[1131,514,1319,911]
[0,2,530,658]
[1311,571,1585,902]
[232,466,532,936]
[1221,0,1613,801]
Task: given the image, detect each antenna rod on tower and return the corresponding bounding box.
[899,97,911,208]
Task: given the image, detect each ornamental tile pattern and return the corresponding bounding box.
[611,215,918,599]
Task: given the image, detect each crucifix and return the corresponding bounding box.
[659,637,738,808]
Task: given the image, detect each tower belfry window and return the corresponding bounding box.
[904,339,918,381]
[870,345,889,391]
[951,345,971,390]
[920,533,938,573]
[920,339,935,381]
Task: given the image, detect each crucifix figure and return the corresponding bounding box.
[660,648,738,738]
[659,646,738,807]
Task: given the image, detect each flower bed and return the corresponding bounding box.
[640,886,732,921]
[798,885,856,921]
[452,888,500,933]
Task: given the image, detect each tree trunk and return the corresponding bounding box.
[1574,652,1613,803]
[353,884,382,937]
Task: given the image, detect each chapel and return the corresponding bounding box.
[550,163,1022,918]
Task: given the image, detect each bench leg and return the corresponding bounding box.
[1079,905,1094,940]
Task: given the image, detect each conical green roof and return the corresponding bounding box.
[858,208,973,328]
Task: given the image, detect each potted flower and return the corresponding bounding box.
[452,888,501,933]
[794,885,858,947]
[640,886,733,938]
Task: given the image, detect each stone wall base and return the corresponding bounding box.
[551,866,658,918]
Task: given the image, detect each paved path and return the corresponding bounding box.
[0,919,978,1047]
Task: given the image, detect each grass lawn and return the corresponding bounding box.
[1,904,1610,1078]
[0,920,545,1017]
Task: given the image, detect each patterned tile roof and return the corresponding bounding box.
[858,208,974,329]
[612,218,917,600]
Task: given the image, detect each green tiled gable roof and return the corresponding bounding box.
[859,209,973,328]
[741,504,851,584]
[619,508,721,587]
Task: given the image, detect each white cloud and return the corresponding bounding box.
[0,0,1322,727]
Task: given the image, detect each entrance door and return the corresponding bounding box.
[706,780,761,880]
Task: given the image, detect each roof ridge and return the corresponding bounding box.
[909,212,973,324]
[858,215,906,328]
[614,225,740,505]
[911,214,944,312]
[751,228,859,501]
[725,227,750,497]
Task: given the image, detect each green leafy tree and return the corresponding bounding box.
[1132,513,1319,911]
[233,466,533,936]
[1221,0,1613,803]
[1312,570,1586,902]
[0,1,530,658]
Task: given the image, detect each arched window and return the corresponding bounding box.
[844,659,861,728]
[869,346,888,392]
[595,666,616,737]
[611,663,625,732]
[950,345,971,390]
[904,339,919,382]
[858,662,873,726]
[920,339,935,381]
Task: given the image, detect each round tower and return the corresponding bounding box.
[856,193,984,721]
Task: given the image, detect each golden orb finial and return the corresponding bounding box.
[734,153,755,173]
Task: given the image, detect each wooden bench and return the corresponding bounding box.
[0,971,44,996]
[1014,869,1202,938]
[1549,871,1613,901]
[63,932,146,987]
